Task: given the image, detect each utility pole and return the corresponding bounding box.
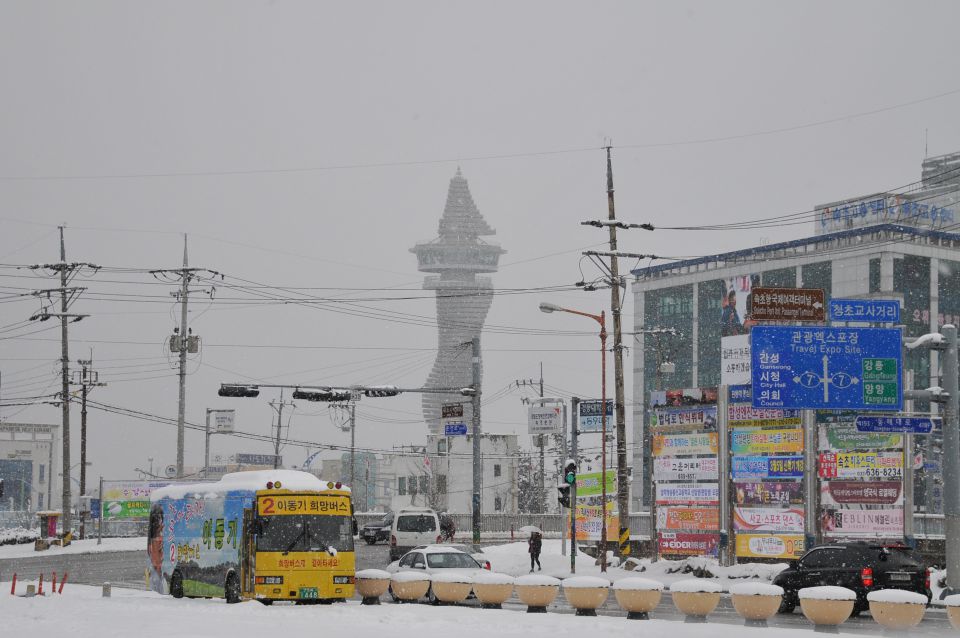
[153,236,217,478]
[471,336,482,543]
[71,356,105,539]
[604,146,631,557]
[269,389,295,470]
[516,367,546,514]
[26,227,97,535]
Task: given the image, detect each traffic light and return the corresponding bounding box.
[218,384,260,398]
[292,388,352,402]
[363,385,400,398]
[557,483,570,509]
[563,459,576,486]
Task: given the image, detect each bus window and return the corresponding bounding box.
[257,515,354,553]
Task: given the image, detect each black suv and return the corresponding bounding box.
[360,512,393,545]
[773,543,931,615]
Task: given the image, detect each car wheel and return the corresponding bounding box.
[170,570,185,599]
[426,585,438,606]
[365,537,377,545]
[258,599,273,606]
[388,585,399,603]
[225,572,241,604]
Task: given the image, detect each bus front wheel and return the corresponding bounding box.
[170,571,184,599]
[225,573,241,604]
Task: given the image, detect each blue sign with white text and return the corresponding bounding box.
[444,422,467,436]
[829,298,900,323]
[731,455,804,479]
[855,415,938,433]
[751,326,903,411]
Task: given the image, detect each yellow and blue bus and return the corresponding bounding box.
[148,470,355,604]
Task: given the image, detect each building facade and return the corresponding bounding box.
[0,422,60,524]
[411,170,505,435]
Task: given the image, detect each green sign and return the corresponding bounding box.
[862,358,898,407]
[101,499,151,520]
[575,470,616,497]
[820,423,902,450]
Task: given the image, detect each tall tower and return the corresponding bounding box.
[411,170,505,434]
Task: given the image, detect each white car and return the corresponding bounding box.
[386,546,489,603]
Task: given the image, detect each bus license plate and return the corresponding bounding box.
[299,587,319,599]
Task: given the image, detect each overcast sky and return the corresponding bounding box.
[1,2,959,488]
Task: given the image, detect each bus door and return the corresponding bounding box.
[241,508,256,596]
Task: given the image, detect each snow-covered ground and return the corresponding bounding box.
[0,536,144,560]
[0,584,898,638]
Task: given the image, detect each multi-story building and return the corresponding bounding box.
[0,422,60,524]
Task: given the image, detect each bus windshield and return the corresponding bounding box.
[257,515,354,553]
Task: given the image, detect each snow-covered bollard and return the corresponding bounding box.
[355,569,391,605]
[866,589,927,631]
[670,579,722,623]
[472,572,515,609]
[612,577,663,620]
[945,594,960,630]
[729,582,784,627]
[389,572,430,603]
[515,574,560,613]
[430,572,473,604]
[561,576,610,616]
[798,586,856,631]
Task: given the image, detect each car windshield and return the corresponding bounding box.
[426,552,479,569]
[257,515,355,553]
[397,514,436,532]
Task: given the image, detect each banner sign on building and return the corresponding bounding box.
[818,451,903,480]
[656,483,720,505]
[578,399,613,433]
[570,501,618,541]
[652,431,719,456]
[657,507,719,532]
[732,455,804,479]
[751,326,903,411]
[819,423,903,450]
[815,193,955,236]
[658,532,720,557]
[528,406,562,435]
[735,534,806,560]
[821,508,904,536]
[820,481,903,506]
[653,456,719,481]
[733,506,805,533]
[750,287,826,322]
[575,470,617,497]
[236,453,282,466]
[651,406,718,429]
[829,298,900,323]
[728,405,801,428]
[734,481,804,506]
[721,334,751,386]
[730,427,804,455]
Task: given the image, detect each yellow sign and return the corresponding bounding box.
[735,533,806,559]
[653,432,718,457]
[730,427,804,454]
[565,501,618,542]
[257,494,350,516]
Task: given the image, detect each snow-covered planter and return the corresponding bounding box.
[390,571,430,602]
[945,594,960,630]
[798,586,856,627]
[356,569,391,604]
[515,574,560,613]
[612,577,663,619]
[729,582,784,626]
[670,579,722,622]
[562,577,609,616]
[866,589,927,630]
[472,573,514,609]
[430,572,473,604]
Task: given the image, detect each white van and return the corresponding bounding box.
[389,507,441,561]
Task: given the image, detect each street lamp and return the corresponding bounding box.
[539,301,609,572]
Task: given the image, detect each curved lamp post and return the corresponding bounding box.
[539,302,608,572]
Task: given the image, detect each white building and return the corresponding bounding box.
[0,422,60,518]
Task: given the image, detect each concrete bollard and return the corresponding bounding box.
[102,582,112,598]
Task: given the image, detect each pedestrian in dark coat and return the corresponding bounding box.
[528,531,542,572]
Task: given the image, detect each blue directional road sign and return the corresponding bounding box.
[444,422,467,436]
[750,326,903,411]
[829,298,900,323]
[855,415,939,433]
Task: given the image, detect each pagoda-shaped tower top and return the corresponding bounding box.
[411,170,505,275]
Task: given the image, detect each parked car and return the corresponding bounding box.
[389,507,441,561]
[773,542,931,616]
[386,545,490,603]
[360,512,393,545]
[412,543,490,569]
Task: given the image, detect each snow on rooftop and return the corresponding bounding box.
[152,470,345,501]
